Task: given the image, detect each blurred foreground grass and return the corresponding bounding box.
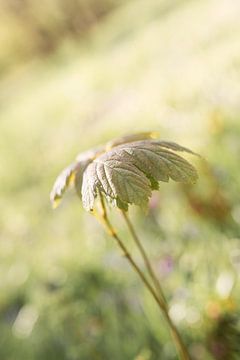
[1,0,240,359]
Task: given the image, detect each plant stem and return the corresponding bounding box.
[96,196,191,360]
[121,209,167,305]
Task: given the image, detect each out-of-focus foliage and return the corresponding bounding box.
[0,0,126,73]
[1,0,240,359]
[208,313,240,360]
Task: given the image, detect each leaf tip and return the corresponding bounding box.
[52,198,61,209]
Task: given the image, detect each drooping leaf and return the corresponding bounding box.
[73,137,158,205]
[51,133,199,212]
[108,140,198,184]
[153,140,199,156]
[81,162,98,211]
[81,140,198,211]
[50,163,77,208]
[50,149,99,208]
[105,131,159,150]
[76,146,105,163]
[81,153,152,211]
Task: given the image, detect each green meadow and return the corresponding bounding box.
[1,0,240,359]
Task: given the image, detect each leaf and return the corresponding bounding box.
[153,140,199,156]
[50,150,98,208]
[105,131,159,150]
[81,163,98,211]
[76,145,105,163]
[81,140,198,211]
[50,163,77,208]
[109,140,198,184]
[51,133,199,212]
[81,152,152,211]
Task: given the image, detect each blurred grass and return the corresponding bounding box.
[1,0,240,359]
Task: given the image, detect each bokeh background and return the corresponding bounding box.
[1,0,240,359]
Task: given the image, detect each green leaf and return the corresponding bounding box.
[81,139,198,211]
[50,149,99,208]
[75,146,105,163]
[81,152,152,211]
[81,163,97,211]
[50,163,77,208]
[51,133,199,212]
[154,140,199,156]
[116,197,129,211]
[110,140,198,184]
[105,131,159,150]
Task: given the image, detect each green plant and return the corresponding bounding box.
[50,132,199,360]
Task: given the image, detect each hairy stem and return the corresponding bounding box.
[96,196,191,360]
[121,210,167,305]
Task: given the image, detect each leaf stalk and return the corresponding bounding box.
[96,195,191,360]
[121,210,167,305]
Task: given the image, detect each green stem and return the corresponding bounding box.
[96,196,191,360]
[121,210,167,305]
